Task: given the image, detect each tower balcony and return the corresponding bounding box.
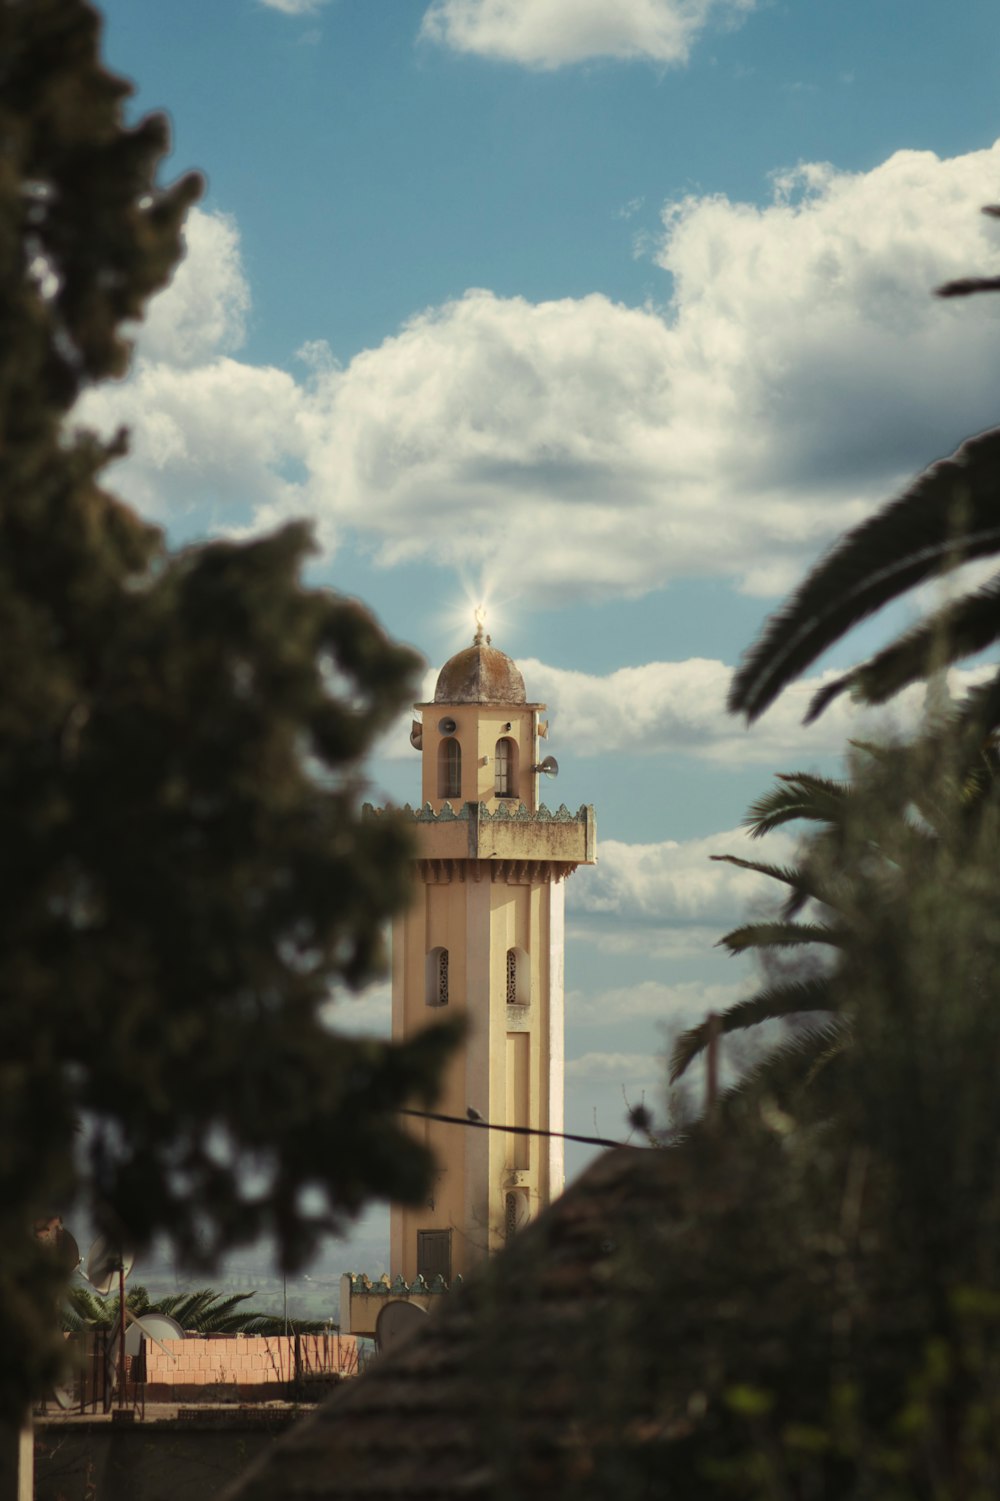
[365,801,596,884]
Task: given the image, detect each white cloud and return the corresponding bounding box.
[419,0,754,69]
[379,655,938,767]
[259,0,329,14]
[569,827,797,930]
[77,208,301,529]
[566,1050,664,1082]
[80,145,1000,606]
[567,977,746,1025]
[78,357,304,528]
[294,142,1000,601]
[322,980,391,1037]
[520,657,937,765]
[133,209,249,368]
[570,921,726,963]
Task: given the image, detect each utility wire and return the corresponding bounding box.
[399,1107,627,1151]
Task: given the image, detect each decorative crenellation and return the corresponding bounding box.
[348,1272,460,1296]
[363,801,589,825]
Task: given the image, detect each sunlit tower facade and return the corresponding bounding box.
[390,615,596,1284]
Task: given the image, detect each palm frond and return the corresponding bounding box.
[669,977,837,1081]
[936,276,1000,298]
[62,1285,113,1331]
[744,773,851,837]
[153,1289,258,1332]
[718,921,843,955]
[235,1314,328,1335]
[717,1020,848,1126]
[709,853,833,914]
[728,425,1000,722]
[806,574,1000,722]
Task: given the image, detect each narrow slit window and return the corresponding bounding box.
[506,946,529,1007]
[438,736,461,800]
[504,1190,528,1242]
[426,947,449,1006]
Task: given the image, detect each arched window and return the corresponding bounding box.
[494,736,518,799]
[438,737,461,800]
[426,947,449,1007]
[506,946,530,1007]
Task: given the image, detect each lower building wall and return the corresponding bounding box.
[35,1415,301,1501]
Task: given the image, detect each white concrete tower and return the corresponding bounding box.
[390,615,596,1285]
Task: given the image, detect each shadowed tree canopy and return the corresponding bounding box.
[0,0,456,1421]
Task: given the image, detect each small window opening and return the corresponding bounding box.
[426,947,449,1006]
[438,736,461,800]
[494,736,518,799]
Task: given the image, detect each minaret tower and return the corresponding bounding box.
[390,613,596,1283]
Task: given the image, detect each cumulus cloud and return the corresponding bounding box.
[259,0,329,13]
[80,145,1000,604]
[134,209,249,368]
[521,657,934,765]
[569,827,797,930]
[77,208,303,529]
[566,1051,664,1082]
[567,977,746,1025]
[322,980,390,1037]
[379,655,941,766]
[419,0,754,69]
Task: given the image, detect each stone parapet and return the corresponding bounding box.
[339,1272,461,1338]
[363,801,596,874]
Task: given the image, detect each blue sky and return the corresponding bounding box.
[87,0,1000,1273]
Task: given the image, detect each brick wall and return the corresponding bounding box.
[136,1333,358,1403]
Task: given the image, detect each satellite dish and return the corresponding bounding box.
[110,1311,184,1372]
[533,756,559,778]
[126,1311,185,1358]
[375,1300,427,1353]
[83,1237,134,1297]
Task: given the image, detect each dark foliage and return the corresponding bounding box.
[0,0,456,1421]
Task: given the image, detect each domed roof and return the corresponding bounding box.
[434,624,526,705]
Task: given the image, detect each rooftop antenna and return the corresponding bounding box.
[82,1237,134,1410]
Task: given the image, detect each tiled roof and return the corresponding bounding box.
[223,1143,728,1500]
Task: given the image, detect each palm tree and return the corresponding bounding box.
[63,1284,326,1335]
[669,731,998,1087]
[669,771,852,1085]
[729,210,1000,734]
[729,424,1000,732]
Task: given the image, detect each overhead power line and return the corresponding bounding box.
[399,1107,628,1151]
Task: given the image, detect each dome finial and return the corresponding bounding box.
[473,605,487,646]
